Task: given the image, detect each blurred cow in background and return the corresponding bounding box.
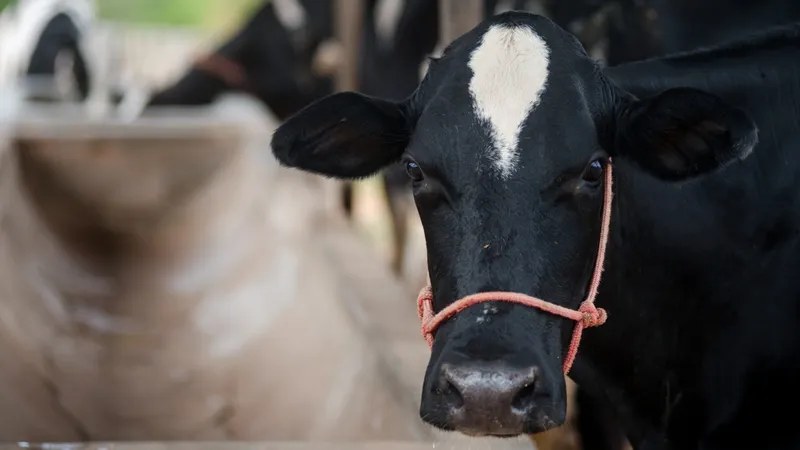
[0,0,94,101]
[146,0,338,120]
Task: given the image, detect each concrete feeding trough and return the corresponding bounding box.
[0,97,533,449]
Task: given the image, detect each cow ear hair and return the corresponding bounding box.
[271,92,412,179]
[614,87,758,181]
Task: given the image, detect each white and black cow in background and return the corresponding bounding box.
[272,11,800,450]
[145,0,337,120]
[0,0,95,101]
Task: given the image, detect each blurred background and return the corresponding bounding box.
[0,0,262,30]
[0,0,797,449]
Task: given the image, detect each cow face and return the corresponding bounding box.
[217,2,335,119]
[272,11,756,437]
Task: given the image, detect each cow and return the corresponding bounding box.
[24,10,90,100]
[271,10,800,450]
[147,3,622,450]
[0,0,95,101]
[146,0,336,121]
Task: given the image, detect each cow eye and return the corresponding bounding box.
[405,160,424,182]
[582,158,605,184]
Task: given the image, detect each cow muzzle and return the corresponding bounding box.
[421,356,565,436]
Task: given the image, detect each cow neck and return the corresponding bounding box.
[416,158,614,374]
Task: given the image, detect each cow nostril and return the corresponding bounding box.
[511,377,538,412]
[510,367,540,412]
[437,364,465,409]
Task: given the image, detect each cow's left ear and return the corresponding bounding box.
[614,87,758,180]
[271,92,413,179]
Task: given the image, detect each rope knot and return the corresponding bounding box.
[578,301,607,328]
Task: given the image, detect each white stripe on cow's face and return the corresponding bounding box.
[468,24,550,178]
[273,0,307,32]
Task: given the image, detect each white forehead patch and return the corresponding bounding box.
[468,24,550,178]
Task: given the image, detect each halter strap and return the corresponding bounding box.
[416,159,614,374]
[193,52,252,92]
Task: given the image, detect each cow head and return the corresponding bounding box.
[271,11,757,437]
[148,1,334,121]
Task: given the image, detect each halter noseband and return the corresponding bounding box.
[416,158,614,374]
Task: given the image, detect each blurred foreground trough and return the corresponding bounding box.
[5,444,462,450]
[0,96,532,449]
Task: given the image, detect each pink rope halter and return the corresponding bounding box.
[416,159,614,374]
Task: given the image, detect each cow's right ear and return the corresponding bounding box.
[612,87,758,181]
[271,92,413,179]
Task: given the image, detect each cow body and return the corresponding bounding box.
[271,12,800,450]
[579,29,800,449]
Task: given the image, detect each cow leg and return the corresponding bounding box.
[387,194,408,275]
[342,181,354,217]
[383,163,412,276]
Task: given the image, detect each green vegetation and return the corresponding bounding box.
[0,0,264,31]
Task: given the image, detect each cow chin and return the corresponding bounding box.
[418,306,568,437]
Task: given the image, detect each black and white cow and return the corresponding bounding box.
[1,0,95,101]
[25,10,90,99]
[272,11,800,450]
[147,0,335,121]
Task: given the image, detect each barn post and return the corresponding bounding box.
[319,0,366,218]
[334,0,364,92]
[439,0,483,44]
